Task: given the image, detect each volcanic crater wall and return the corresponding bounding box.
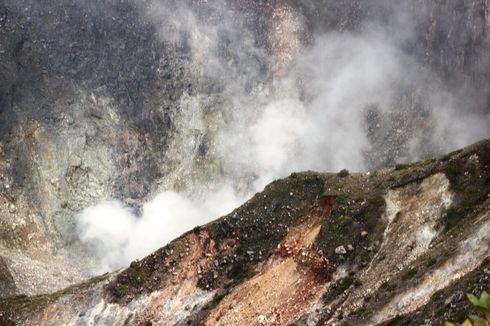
[0,0,488,295]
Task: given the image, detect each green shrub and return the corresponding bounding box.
[338,169,349,177]
[395,163,411,170]
[336,193,349,205]
[446,291,490,326]
[229,262,254,280]
[402,268,418,280]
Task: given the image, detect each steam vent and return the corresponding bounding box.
[0,0,489,325]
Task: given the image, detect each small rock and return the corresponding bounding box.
[347,244,354,251]
[68,154,82,168]
[445,292,463,307]
[361,231,368,238]
[8,204,16,214]
[258,315,266,324]
[335,246,347,255]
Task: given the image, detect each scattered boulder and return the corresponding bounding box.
[335,246,347,255]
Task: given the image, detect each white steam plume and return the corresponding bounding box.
[78,184,242,272]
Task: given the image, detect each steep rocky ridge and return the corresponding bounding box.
[0,139,488,325]
[0,0,488,300]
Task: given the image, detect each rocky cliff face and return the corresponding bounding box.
[1,139,489,325]
[0,0,488,318]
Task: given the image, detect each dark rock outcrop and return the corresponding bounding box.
[0,257,16,296]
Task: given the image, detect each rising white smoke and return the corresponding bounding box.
[77,0,490,271]
[78,184,242,272]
